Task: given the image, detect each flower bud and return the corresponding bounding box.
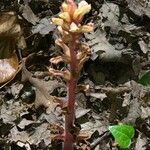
[80,23,94,32]
[61,1,77,17]
[73,1,91,22]
[52,18,64,26]
[61,2,68,12]
[59,12,71,23]
[69,22,80,32]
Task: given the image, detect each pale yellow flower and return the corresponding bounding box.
[52,18,64,26]
[73,0,91,21]
[59,12,71,23]
[57,26,63,34]
[61,2,68,12]
[69,22,94,33]
[61,1,77,17]
[80,23,94,32]
[69,22,80,32]
[52,1,93,33]
[57,26,69,36]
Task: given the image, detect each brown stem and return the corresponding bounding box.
[64,35,78,150]
[64,78,77,150]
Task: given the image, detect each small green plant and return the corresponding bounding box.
[139,71,150,87]
[108,124,135,149]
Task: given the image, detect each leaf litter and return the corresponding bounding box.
[0,0,150,149]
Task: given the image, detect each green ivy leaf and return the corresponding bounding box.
[108,124,135,149]
[139,71,150,87]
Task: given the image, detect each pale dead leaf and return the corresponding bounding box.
[122,92,131,107]
[0,53,19,84]
[32,18,55,35]
[141,106,150,119]
[0,12,17,34]
[16,142,31,150]
[138,40,150,54]
[100,3,121,31]
[10,126,29,142]
[85,29,122,61]
[81,120,108,136]
[76,107,91,119]
[10,123,51,146]
[135,133,147,150]
[89,93,107,101]
[127,0,150,17]
[0,99,26,124]
[17,118,34,130]
[11,82,24,99]
[22,5,39,25]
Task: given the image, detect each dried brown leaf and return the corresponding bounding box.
[0,11,26,59]
[21,5,39,25]
[135,133,147,150]
[0,53,19,84]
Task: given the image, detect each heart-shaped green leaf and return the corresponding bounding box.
[108,124,135,148]
[139,71,150,87]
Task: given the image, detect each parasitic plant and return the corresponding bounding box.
[50,0,94,149]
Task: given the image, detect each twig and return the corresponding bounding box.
[90,131,110,149]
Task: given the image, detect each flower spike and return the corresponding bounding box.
[50,0,93,149]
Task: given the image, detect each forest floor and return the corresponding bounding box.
[0,0,150,150]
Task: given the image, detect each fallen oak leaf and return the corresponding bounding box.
[0,11,26,59]
[21,4,39,25]
[19,52,65,112]
[0,53,19,84]
[23,64,59,109]
[0,11,26,85]
[32,18,55,35]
